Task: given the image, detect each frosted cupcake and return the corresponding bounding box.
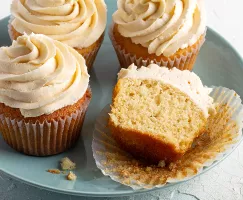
[0,33,91,156]
[110,0,206,70]
[109,64,214,163]
[9,0,107,70]
[92,64,243,189]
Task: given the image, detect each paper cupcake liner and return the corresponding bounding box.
[0,98,90,157]
[75,34,104,71]
[92,86,243,190]
[109,25,206,70]
[81,46,101,70]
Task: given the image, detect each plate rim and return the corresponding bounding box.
[0,16,243,197]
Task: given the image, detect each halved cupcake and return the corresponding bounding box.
[109,64,214,163]
[110,0,206,70]
[93,64,243,189]
[0,33,91,156]
[9,0,107,70]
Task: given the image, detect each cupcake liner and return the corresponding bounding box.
[81,47,100,70]
[92,86,243,190]
[0,98,90,157]
[76,34,104,70]
[109,24,206,70]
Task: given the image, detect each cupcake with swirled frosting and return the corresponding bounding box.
[110,0,206,70]
[9,0,107,70]
[0,33,91,156]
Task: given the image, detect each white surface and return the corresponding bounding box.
[0,1,243,200]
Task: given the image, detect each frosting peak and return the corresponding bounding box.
[118,64,214,118]
[113,0,206,56]
[11,0,107,48]
[0,33,89,118]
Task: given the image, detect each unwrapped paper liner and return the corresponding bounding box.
[92,87,243,190]
[0,96,90,157]
[109,24,206,70]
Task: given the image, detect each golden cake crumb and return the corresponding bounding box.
[158,160,166,168]
[47,169,61,174]
[60,157,76,170]
[146,167,152,172]
[67,171,77,181]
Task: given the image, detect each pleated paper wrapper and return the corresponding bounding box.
[92,87,243,190]
[0,98,90,157]
[75,33,104,70]
[109,24,206,70]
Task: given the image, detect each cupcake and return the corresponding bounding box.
[0,33,91,156]
[9,0,107,70]
[92,64,243,189]
[109,64,214,163]
[110,0,206,70]
[93,86,243,189]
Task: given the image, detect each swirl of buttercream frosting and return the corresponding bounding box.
[11,0,107,48]
[0,33,89,118]
[113,0,206,56]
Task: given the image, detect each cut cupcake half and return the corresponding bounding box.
[109,64,214,163]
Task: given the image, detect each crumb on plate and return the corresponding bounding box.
[47,169,61,174]
[67,171,77,181]
[60,157,76,170]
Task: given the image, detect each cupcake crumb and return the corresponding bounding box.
[67,171,77,181]
[145,167,152,172]
[47,169,61,174]
[60,157,76,170]
[158,160,165,168]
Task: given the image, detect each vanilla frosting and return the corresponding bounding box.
[118,64,214,118]
[113,0,206,57]
[11,0,107,48]
[0,33,89,118]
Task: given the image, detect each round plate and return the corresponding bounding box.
[1,2,243,197]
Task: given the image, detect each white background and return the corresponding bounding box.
[0,1,243,200]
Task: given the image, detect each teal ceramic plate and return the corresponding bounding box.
[1,1,243,197]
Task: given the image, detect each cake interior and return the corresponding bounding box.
[109,78,207,159]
